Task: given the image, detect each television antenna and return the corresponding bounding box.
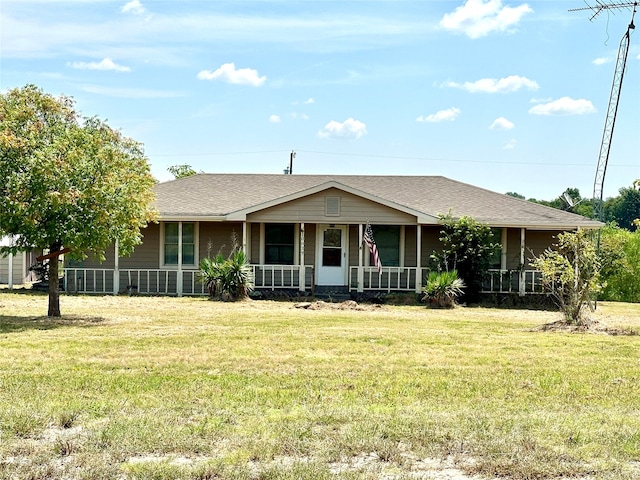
[569,1,638,21]
[570,2,637,222]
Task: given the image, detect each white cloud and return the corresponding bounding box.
[416,107,461,123]
[592,57,612,65]
[528,97,596,116]
[269,115,281,123]
[444,75,538,93]
[440,0,533,39]
[197,62,266,86]
[67,57,131,72]
[318,118,367,139]
[490,117,514,129]
[503,139,517,149]
[121,0,145,15]
[304,98,315,104]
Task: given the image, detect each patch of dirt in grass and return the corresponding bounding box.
[533,318,638,336]
[294,300,384,311]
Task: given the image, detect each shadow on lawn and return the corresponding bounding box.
[0,314,107,334]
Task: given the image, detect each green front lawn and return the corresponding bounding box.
[0,293,638,479]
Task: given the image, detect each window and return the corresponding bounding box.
[489,227,502,269]
[265,224,294,265]
[370,225,401,267]
[164,222,196,266]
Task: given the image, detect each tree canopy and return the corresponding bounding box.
[168,164,199,179]
[0,85,156,316]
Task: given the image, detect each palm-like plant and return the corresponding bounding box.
[422,270,465,308]
[198,248,254,301]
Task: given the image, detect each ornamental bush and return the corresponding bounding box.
[422,270,465,308]
[531,230,601,325]
[199,242,253,301]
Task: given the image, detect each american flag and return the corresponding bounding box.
[363,223,382,274]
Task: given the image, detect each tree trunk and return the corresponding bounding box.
[48,244,61,317]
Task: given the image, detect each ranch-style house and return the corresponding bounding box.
[58,174,602,297]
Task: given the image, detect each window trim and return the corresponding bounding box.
[159,221,199,269]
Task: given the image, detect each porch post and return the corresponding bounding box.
[177,221,183,297]
[113,240,120,295]
[357,224,364,293]
[21,246,27,284]
[519,228,526,296]
[242,221,248,253]
[501,228,508,270]
[299,223,306,292]
[7,251,13,290]
[259,223,265,265]
[415,225,422,293]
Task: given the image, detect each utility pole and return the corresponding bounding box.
[289,150,296,175]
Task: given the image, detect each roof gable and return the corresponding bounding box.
[225,180,438,223]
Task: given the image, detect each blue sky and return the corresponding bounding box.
[1,0,639,201]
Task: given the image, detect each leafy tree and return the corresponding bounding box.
[168,164,198,179]
[0,85,156,316]
[634,180,640,229]
[531,230,601,325]
[431,214,499,302]
[599,224,640,302]
[604,184,640,231]
[505,192,525,199]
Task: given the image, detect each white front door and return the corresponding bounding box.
[316,225,347,285]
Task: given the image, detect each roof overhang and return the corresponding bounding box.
[157,215,226,222]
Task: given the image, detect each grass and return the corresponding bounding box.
[0,291,638,479]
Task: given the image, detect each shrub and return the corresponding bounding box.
[199,245,254,301]
[531,230,601,325]
[599,224,640,302]
[422,270,465,308]
[431,214,499,302]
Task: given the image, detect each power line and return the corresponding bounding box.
[147,148,638,168]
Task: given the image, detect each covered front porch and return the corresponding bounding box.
[62,220,546,297]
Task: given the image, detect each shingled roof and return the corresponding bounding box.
[154,174,602,229]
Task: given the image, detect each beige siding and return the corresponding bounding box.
[503,228,562,269]
[199,222,243,261]
[247,188,416,224]
[405,226,417,267]
[420,226,441,268]
[249,223,259,264]
[303,224,317,265]
[506,228,522,270]
[348,225,360,267]
[526,230,560,267]
[0,250,42,285]
[120,223,162,269]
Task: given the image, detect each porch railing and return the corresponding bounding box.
[349,266,419,292]
[252,265,313,290]
[482,269,545,294]
[63,266,546,296]
[64,268,114,294]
